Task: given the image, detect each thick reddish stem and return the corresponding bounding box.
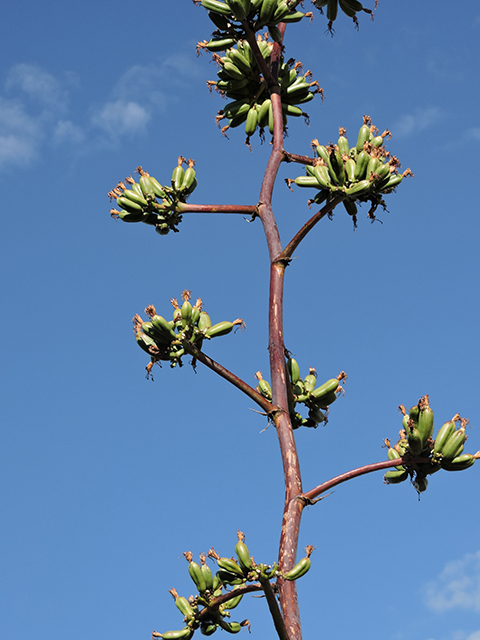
[182,342,277,415]
[279,194,344,261]
[241,22,305,640]
[302,457,430,502]
[175,203,257,215]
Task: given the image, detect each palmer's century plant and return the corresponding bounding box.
[107,1,478,638]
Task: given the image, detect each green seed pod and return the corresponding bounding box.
[121,188,148,207]
[308,406,327,424]
[198,311,212,332]
[387,444,405,471]
[314,164,333,189]
[417,396,434,447]
[433,419,457,459]
[408,403,420,425]
[149,176,167,198]
[287,358,301,385]
[206,37,237,52]
[186,555,207,593]
[200,622,218,636]
[343,199,358,217]
[295,175,323,189]
[216,570,244,586]
[344,179,371,197]
[218,620,242,634]
[338,128,349,155]
[206,319,242,338]
[181,299,193,327]
[117,209,146,223]
[139,174,156,198]
[284,556,311,581]
[353,150,370,180]
[201,0,232,15]
[406,425,423,457]
[384,468,408,484]
[200,562,214,591]
[345,157,356,182]
[441,454,475,471]
[161,628,194,640]
[151,315,178,341]
[303,369,317,394]
[310,378,339,400]
[216,557,245,577]
[356,118,371,153]
[413,473,428,493]
[441,425,467,461]
[235,532,253,571]
[116,195,144,213]
[174,595,195,619]
[222,589,244,610]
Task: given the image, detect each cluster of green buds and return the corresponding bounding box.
[152,531,313,639]
[312,0,373,31]
[199,0,312,40]
[109,159,198,235]
[200,34,321,141]
[255,359,346,428]
[288,117,413,225]
[133,291,244,376]
[384,395,479,493]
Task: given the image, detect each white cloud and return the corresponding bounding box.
[471,128,480,142]
[5,63,67,111]
[0,52,199,170]
[161,52,204,79]
[0,133,39,166]
[466,631,480,640]
[425,550,480,613]
[0,97,42,167]
[91,99,151,136]
[53,120,85,145]
[392,106,444,137]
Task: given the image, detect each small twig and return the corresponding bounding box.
[303,456,431,502]
[182,340,279,415]
[175,203,258,215]
[277,194,344,261]
[258,575,290,640]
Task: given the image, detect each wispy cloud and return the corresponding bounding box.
[471,128,480,142]
[466,631,480,640]
[425,550,480,612]
[90,100,151,136]
[0,97,43,166]
[0,52,202,170]
[89,55,203,138]
[392,106,444,137]
[5,63,68,112]
[53,120,86,145]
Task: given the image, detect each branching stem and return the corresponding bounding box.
[302,456,430,502]
[182,341,278,416]
[175,203,257,215]
[258,575,290,640]
[278,194,344,261]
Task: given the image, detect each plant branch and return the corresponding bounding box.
[245,22,305,638]
[302,456,431,503]
[182,341,278,416]
[175,203,258,215]
[258,575,290,640]
[197,583,264,619]
[242,21,280,94]
[282,151,316,166]
[277,194,344,261]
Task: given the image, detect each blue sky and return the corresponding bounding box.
[1,1,480,639]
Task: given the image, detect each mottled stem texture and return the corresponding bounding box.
[243,22,305,640]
